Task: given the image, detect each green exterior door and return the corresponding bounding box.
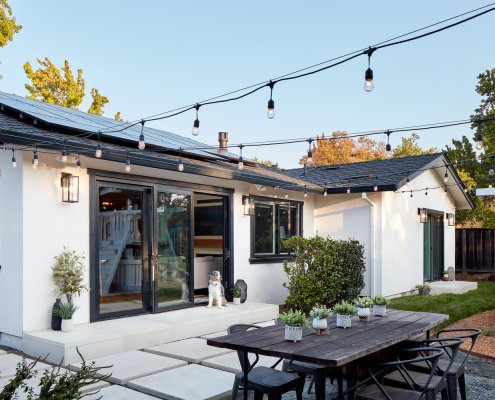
[423,212,444,281]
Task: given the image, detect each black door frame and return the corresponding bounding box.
[423,209,445,282]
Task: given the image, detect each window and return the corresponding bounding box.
[250,198,302,262]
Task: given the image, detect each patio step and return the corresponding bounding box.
[429,280,478,295]
[22,302,278,366]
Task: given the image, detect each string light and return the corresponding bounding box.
[76,154,81,171]
[444,186,448,196]
[475,120,484,150]
[138,120,146,150]
[192,104,200,136]
[95,132,102,158]
[304,188,308,198]
[19,112,24,119]
[323,183,327,196]
[125,152,131,172]
[385,130,392,158]
[405,174,410,189]
[425,187,428,196]
[267,80,275,119]
[374,178,378,192]
[32,146,39,169]
[285,192,289,198]
[489,160,494,176]
[363,47,376,92]
[444,167,448,183]
[306,139,314,165]
[33,118,38,125]
[178,148,184,172]
[11,149,16,168]
[347,186,351,194]
[410,192,413,198]
[61,141,68,163]
[238,144,244,171]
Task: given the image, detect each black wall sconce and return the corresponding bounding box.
[418,208,428,223]
[446,213,455,226]
[242,195,255,216]
[61,173,79,203]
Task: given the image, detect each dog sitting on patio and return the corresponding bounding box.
[207,271,227,308]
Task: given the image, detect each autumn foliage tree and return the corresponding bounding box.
[0,0,21,48]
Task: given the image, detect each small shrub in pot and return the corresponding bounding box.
[372,295,390,316]
[333,301,356,329]
[280,309,309,342]
[354,297,373,320]
[310,304,330,329]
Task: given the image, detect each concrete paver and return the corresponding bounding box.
[85,384,159,400]
[0,354,50,379]
[202,352,283,374]
[128,364,235,400]
[70,350,187,384]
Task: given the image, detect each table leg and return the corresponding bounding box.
[243,351,248,400]
[346,362,357,400]
[337,368,344,400]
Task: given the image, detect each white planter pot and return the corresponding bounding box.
[61,319,74,333]
[233,297,241,305]
[285,325,303,342]
[357,307,371,320]
[312,318,328,329]
[336,314,352,329]
[373,305,387,317]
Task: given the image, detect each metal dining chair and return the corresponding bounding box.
[382,337,463,400]
[356,347,444,400]
[227,324,305,400]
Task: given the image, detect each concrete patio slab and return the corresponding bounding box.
[200,330,227,339]
[0,354,50,379]
[69,350,187,384]
[128,364,235,400]
[85,384,159,400]
[144,338,233,363]
[202,351,283,373]
[429,280,478,295]
[0,350,6,356]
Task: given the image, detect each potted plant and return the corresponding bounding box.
[310,304,330,329]
[354,297,373,321]
[53,302,79,332]
[231,283,242,305]
[280,309,309,342]
[372,295,390,317]
[443,270,449,281]
[416,283,431,296]
[333,300,356,328]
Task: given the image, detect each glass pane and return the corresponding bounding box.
[423,219,431,281]
[431,216,443,280]
[289,205,299,237]
[98,187,145,315]
[278,205,290,252]
[255,203,274,254]
[156,192,190,307]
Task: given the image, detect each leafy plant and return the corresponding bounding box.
[310,304,330,320]
[372,295,390,306]
[52,247,88,304]
[230,283,241,298]
[283,236,365,313]
[53,302,78,320]
[354,297,373,308]
[279,309,309,327]
[332,301,356,316]
[416,283,431,296]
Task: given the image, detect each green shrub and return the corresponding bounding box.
[53,302,78,320]
[310,304,330,319]
[354,297,373,308]
[279,309,309,327]
[283,236,365,313]
[332,300,356,316]
[230,283,241,298]
[372,295,390,306]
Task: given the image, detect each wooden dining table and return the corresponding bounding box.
[207,309,448,400]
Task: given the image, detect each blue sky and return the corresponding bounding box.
[2,1,494,168]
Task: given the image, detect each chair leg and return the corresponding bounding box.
[314,371,327,400]
[268,394,281,400]
[307,375,315,394]
[447,375,458,400]
[230,376,241,400]
[459,374,467,400]
[296,383,304,400]
[441,388,448,400]
[254,391,264,400]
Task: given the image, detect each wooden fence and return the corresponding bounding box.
[455,229,495,274]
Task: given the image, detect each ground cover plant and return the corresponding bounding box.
[389,281,495,331]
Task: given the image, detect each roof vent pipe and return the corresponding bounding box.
[218,131,228,153]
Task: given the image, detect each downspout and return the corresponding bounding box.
[361,193,375,297]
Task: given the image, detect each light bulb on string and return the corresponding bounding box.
[267,80,275,119]
[444,168,448,183]
[405,175,410,189]
[444,186,448,196]
[95,132,102,158]
[410,191,413,198]
[238,144,244,171]
[475,120,483,150]
[125,152,131,172]
[32,146,39,169]
[425,188,428,196]
[374,178,378,192]
[385,130,392,158]
[323,184,327,196]
[76,154,81,171]
[11,149,16,168]
[304,187,308,198]
[61,140,68,163]
[192,104,200,136]
[178,148,184,172]
[489,160,494,176]
[306,139,314,165]
[363,46,376,92]
[138,120,146,150]
[347,186,351,194]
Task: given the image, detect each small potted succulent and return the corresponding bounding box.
[333,300,356,329]
[416,283,431,296]
[372,295,390,317]
[280,309,309,342]
[53,302,79,332]
[231,283,242,305]
[310,304,330,329]
[354,297,374,321]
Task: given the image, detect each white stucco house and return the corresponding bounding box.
[0,91,473,350]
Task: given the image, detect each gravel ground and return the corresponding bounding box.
[233,355,495,399]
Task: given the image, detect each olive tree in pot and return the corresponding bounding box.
[333,301,356,329]
[280,309,309,342]
[51,247,88,332]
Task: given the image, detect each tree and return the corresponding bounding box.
[0,0,21,48]
[88,88,109,116]
[114,111,123,121]
[251,156,279,168]
[393,133,437,157]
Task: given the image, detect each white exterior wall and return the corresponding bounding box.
[380,170,456,296]
[0,150,24,345]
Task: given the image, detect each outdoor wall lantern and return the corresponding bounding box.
[418,208,428,223]
[61,173,79,203]
[242,195,255,216]
[446,213,455,226]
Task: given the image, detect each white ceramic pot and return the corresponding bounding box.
[357,307,371,320]
[61,318,74,333]
[336,314,352,329]
[285,325,303,342]
[312,318,328,329]
[233,297,241,305]
[373,305,387,317]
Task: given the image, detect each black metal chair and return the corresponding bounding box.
[382,337,463,400]
[227,324,305,400]
[356,347,444,400]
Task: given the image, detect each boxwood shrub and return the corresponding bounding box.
[282,236,365,313]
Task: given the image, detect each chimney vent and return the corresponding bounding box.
[218,131,228,152]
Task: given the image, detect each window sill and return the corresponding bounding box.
[249,256,294,264]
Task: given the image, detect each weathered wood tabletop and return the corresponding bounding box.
[207,310,448,399]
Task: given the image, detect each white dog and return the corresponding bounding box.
[207,271,227,308]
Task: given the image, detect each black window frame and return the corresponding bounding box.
[249,196,303,264]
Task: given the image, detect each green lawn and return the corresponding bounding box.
[389,281,495,331]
